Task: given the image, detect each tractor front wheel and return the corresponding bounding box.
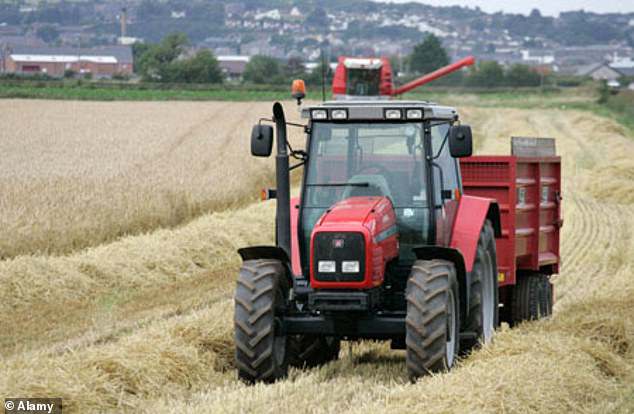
[234,259,290,383]
[406,260,460,380]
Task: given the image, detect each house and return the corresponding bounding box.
[576,62,623,81]
[610,58,634,77]
[4,46,133,78]
[217,55,250,80]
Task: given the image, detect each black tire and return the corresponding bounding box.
[234,259,290,383]
[288,335,340,368]
[541,277,553,317]
[510,272,552,326]
[461,220,499,353]
[405,260,460,380]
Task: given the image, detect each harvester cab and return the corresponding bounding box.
[234,67,561,384]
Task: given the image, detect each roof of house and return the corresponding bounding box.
[610,58,634,76]
[11,54,118,64]
[615,67,634,76]
[575,62,621,76]
[217,55,250,62]
[9,46,133,64]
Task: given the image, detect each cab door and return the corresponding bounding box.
[431,124,462,246]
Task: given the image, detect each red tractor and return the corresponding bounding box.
[234,65,562,383]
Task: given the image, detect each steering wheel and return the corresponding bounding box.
[356,164,391,177]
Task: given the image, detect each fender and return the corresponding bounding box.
[238,246,290,263]
[237,246,293,286]
[450,195,501,272]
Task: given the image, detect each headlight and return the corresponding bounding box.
[384,109,402,119]
[318,260,336,273]
[311,109,328,120]
[341,261,360,273]
[331,109,348,120]
[406,109,423,119]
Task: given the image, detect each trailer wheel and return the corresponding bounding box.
[462,220,499,353]
[234,259,289,383]
[406,260,459,380]
[510,273,552,325]
[288,335,340,368]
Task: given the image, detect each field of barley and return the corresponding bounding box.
[1,97,633,413]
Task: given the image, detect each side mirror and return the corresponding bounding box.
[251,125,274,157]
[448,125,473,158]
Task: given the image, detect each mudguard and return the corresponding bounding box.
[238,246,290,263]
[450,195,501,272]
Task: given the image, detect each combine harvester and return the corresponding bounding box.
[234,56,562,382]
[332,55,475,99]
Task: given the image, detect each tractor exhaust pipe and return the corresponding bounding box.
[273,102,291,258]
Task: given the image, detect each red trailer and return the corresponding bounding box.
[460,138,562,323]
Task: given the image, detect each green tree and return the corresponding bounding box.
[284,56,305,79]
[306,61,333,90]
[36,25,60,43]
[170,49,223,83]
[409,34,449,74]
[597,80,610,104]
[505,64,541,87]
[243,55,281,84]
[132,42,151,74]
[137,33,189,81]
[465,61,505,87]
[135,33,222,83]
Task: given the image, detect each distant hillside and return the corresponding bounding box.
[1,0,633,57]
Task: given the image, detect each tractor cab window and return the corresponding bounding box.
[431,123,460,205]
[346,69,381,96]
[301,122,431,265]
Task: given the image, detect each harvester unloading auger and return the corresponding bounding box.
[234,55,562,383]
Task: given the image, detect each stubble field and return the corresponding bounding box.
[0,98,633,413]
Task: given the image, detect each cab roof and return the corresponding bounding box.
[301,100,459,122]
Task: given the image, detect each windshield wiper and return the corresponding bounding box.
[306,182,370,187]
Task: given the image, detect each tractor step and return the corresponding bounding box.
[459,331,477,340]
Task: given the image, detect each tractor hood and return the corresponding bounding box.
[315,196,384,229]
[310,196,399,289]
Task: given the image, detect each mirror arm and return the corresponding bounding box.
[259,117,307,132]
[289,161,306,171]
[431,126,451,160]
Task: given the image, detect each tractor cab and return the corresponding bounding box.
[298,101,467,274]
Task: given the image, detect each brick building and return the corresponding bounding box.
[217,55,250,80]
[3,46,133,78]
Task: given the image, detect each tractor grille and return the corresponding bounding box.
[313,232,366,283]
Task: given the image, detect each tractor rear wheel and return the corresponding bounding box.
[462,220,499,353]
[288,335,340,368]
[510,273,553,326]
[406,260,460,380]
[234,259,290,383]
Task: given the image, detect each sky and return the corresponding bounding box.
[375,0,634,16]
